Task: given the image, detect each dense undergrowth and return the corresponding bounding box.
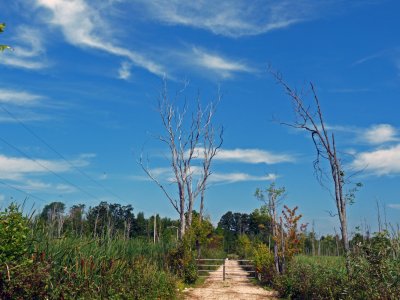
[236,232,400,299]
[0,203,224,299]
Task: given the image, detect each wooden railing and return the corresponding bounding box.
[196,258,256,280]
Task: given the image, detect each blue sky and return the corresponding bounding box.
[0,0,399,235]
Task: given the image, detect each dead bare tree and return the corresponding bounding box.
[197,103,223,222]
[139,81,222,240]
[272,70,352,269]
[255,182,286,274]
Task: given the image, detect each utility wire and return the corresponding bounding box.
[0,135,99,201]
[0,105,124,202]
[0,178,48,203]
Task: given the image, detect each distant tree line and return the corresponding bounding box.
[36,201,179,241]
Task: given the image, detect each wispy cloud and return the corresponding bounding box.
[388,204,400,210]
[363,124,398,145]
[0,154,70,180]
[134,165,278,185]
[189,47,253,78]
[0,26,48,69]
[0,153,93,180]
[118,61,132,80]
[352,50,387,66]
[17,180,76,193]
[326,123,399,145]
[209,172,277,184]
[214,148,295,164]
[351,144,400,176]
[0,88,43,106]
[35,0,166,76]
[133,0,328,37]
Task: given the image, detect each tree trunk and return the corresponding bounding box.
[187,183,194,229]
[199,188,205,222]
[179,183,186,240]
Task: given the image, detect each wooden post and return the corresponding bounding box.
[223,259,226,281]
[153,213,156,244]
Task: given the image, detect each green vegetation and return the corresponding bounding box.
[216,183,400,299]
[0,201,226,299]
[0,23,11,52]
[1,186,399,299]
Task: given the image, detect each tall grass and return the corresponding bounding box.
[1,204,179,299]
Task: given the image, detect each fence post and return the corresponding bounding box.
[223,259,226,281]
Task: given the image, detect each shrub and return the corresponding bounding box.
[167,241,198,284]
[0,204,30,265]
[348,232,400,299]
[236,235,252,259]
[253,243,274,283]
[273,255,347,299]
[0,260,51,300]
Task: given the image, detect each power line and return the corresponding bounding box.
[0,178,48,203]
[0,104,124,202]
[0,135,99,202]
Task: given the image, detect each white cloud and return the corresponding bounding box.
[209,172,277,184]
[190,47,253,78]
[351,144,400,176]
[135,165,277,184]
[214,148,295,164]
[14,180,76,194]
[388,204,400,209]
[0,154,70,180]
[325,123,399,145]
[0,26,48,69]
[133,0,322,37]
[55,183,76,193]
[35,0,166,76]
[0,153,92,180]
[118,61,132,80]
[362,124,398,145]
[0,89,43,106]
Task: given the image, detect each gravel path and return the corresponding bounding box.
[184,259,278,300]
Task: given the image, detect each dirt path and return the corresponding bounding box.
[184,259,278,300]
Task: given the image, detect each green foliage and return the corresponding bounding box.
[0,201,178,299]
[273,243,400,300]
[167,240,198,284]
[0,23,11,52]
[348,231,400,299]
[273,255,347,299]
[0,204,31,264]
[236,234,252,258]
[218,207,272,253]
[0,259,51,299]
[253,243,274,283]
[345,182,363,205]
[0,255,176,299]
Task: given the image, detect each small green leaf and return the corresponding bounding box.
[0,45,11,52]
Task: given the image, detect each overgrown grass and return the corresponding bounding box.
[273,255,347,299]
[1,204,179,299]
[273,253,400,299]
[34,235,175,269]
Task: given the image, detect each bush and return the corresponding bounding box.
[273,247,400,300]
[0,204,30,265]
[0,255,177,299]
[236,235,252,259]
[0,260,51,300]
[253,243,274,283]
[273,256,347,299]
[348,232,400,299]
[167,242,198,284]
